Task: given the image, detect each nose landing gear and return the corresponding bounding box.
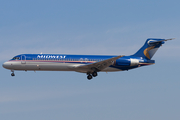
[11,73,15,76]
[11,70,15,76]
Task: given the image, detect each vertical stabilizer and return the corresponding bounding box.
[133,38,174,60]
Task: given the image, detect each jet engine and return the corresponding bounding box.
[130,59,139,66]
[115,58,139,66]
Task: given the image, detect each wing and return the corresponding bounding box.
[75,55,124,73]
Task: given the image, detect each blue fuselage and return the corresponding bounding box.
[3,54,155,73]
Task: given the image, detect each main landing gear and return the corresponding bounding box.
[87,74,92,80]
[11,70,15,76]
[87,71,98,80]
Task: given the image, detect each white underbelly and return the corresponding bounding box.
[9,61,77,71]
[6,61,122,72]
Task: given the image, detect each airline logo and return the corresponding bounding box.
[37,55,66,59]
[144,40,158,59]
[143,46,155,59]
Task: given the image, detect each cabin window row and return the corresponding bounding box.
[32,58,104,61]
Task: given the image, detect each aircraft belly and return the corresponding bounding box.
[8,61,76,71]
[26,62,75,71]
[5,61,121,72]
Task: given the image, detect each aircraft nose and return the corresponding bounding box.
[2,61,11,69]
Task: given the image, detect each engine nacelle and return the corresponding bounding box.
[115,58,139,67]
[130,59,139,66]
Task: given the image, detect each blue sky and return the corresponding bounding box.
[0,0,180,120]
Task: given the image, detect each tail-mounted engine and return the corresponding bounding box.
[115,59,139,67]
[130,59,139,66]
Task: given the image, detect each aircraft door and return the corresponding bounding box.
[21,55,26,64]
[85,58,88,63]
[80,58,83,63]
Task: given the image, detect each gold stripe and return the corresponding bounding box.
[143,46,155,59]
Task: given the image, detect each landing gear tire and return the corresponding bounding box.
[11,73,15,76]
[87,74,92,80]
[92,72,98,77]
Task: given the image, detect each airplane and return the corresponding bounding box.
[2,38,174,80]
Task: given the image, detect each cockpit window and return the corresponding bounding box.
[12,57,20,60]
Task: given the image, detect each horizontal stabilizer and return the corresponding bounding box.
[148,38,175,45]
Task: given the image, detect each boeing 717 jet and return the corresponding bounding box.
[3,38,173,80]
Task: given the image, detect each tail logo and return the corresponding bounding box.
[143,46,155,59]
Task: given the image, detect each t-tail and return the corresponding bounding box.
[133,38,174,60]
